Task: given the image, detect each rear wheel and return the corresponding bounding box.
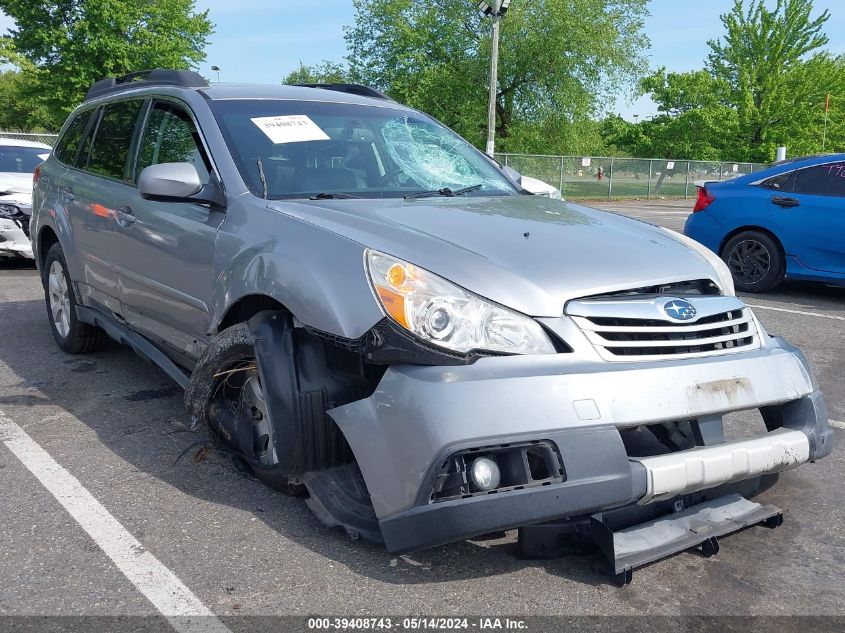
[722,230,784,293]
[43,244,107,353]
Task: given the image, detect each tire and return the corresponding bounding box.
[185,321,306,496]
[42,243,107,354]
[721,230,784,293]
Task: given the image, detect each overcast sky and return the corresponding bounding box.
[2,0,844,121]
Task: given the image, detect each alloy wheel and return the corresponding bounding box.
[727,239,771,285]
[48,261,71,338]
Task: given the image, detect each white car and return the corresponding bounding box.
[0,139,51,259]
[520,175,562,200]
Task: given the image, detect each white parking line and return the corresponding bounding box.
[0,410,232,633]
[830,419,845,430]
[746,304,845,321]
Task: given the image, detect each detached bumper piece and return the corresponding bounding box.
[519,493,783,586]
[633,428,810,504]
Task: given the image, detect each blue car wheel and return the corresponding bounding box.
[722,230,784,293]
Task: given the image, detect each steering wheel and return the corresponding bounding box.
[376,168,408,187]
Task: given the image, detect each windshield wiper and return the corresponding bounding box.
[309,192,360,200]
[404,184,483,199]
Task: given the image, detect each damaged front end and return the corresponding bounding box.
[186,293,832,577]
[0,203,33,259]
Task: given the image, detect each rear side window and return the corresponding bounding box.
[760,170,796,192]
[54,109,94,166]
[86,100,144,181]
[135,101,210,184]
[792,163,845,197]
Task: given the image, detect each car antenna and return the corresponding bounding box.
[256,157,269,199]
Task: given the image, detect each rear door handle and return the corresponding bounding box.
[60,188,75,203]
[771,195,800,208]
[115,206,136,227]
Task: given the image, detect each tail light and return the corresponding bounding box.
[693,186,715,212]
[33,164,41,185]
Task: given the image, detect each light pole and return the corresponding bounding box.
[211,65,221,83]
[478,0,511,156]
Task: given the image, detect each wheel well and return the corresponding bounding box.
[719,226,785,261]
[37,226,59,272]
[218,295,288,332]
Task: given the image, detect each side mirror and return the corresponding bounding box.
[502,165,523,185]
[139,162,202,198]
[138,162,226,208]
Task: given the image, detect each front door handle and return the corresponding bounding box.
[115,206,136,227]
[771,195,800,208]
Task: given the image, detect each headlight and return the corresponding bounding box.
[366,250,556,355]
[658,227,736,296]
[0,203,20,218]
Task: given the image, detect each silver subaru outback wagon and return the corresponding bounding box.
[30,70,832,583]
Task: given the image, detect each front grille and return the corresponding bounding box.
[570,305,760,361]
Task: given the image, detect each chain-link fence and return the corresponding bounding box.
[495,154,770,200]
[0,131,59,147]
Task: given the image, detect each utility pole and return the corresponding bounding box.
[485,0,501,156]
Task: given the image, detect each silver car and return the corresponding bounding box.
[30,70,832,582]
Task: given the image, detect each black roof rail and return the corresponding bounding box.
[294,83,395,102]
[86,69,209,101]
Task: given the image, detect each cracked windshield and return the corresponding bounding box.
[211,99,518,199]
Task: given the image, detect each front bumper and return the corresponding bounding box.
[0,218,33,258]
[328,335,833,554]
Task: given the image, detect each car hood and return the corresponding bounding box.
[270,195,720,317]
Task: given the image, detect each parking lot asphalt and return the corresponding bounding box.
[1,200,843,622]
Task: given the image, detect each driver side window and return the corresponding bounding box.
[136,101,211,184]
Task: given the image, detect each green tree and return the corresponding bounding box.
[343,0,649,151]
[707,0,845,160]
[635,68,739,160]
[0,40,52,131]
[283,61,351,85]
[0,0,213,129]
[600,114,648,156]
[0,70,53,131]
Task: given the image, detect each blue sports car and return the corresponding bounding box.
[684,153,845,292]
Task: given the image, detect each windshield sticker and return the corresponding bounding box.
[251,115,330,144]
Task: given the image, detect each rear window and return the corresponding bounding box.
[54,110,94,166]
[86,100,144,181]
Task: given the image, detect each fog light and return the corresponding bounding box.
[470,457,501,491]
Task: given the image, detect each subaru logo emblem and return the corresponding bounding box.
[663,299,697,321]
